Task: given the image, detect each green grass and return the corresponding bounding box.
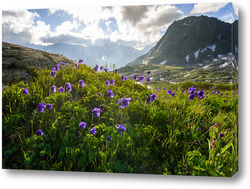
[2,63,238,176]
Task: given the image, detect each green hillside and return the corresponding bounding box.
[2,61,238,176]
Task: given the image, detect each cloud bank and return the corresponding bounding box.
[2,3,236,50]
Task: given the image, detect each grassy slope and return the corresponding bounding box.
[2,63,238,176]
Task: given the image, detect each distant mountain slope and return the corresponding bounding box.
[27,41,151,68]
[2,42,75,85]
[127,16,238,67]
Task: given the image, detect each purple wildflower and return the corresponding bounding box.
[139,75,145,81]
[219,133,224,137]
[109,79,115,85]
[65,83,72,92]
[79,59,83,64]
[104,68,109,73]
[51,86,56,92]
[93,65,99,72]
[60,62,65,65]
[50,70,56,78]
[115,69,118,73]
[75,62,78,68]
[146,77,150,82]
[55,64,60,71]
[46,104,53,110]
[117,124,126,134]
[100,66,104,71]
[36,129,44,136]
[79,122,86,129]
[172,93,176,97]
[146,96,152,103]
[121,75,127,81]
[167,90,172,95]
[150,93,158,101]
[216,91,220,95]
[98,93,102,97]
[59,87,65,92]
[92,108,101,117]
[189,94,195,101]
[198,127,202,131]
[79,80,85,87]
[107,89,114,98]
[106,136,112,141]
[147,71,151,75]
[188,86,196,94]
[118,97,131,108]
[38,103,46,113]
[105,80,110,86]
[133,74,138,80]
[213,87,216,90]
[197,90,205,99]
[89,127,96,135]
[23,88,29,95]
[99,105,105,112]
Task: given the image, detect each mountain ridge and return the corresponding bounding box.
[24,40,152,68]
[126,15,238,67]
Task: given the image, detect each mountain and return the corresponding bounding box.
[2,42,75,85]
[27,40,151,68]
[126,16,238,67]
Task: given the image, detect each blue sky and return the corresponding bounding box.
[2,2,238,50]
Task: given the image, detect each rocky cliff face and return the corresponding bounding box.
[127,16,238,67]
[2,42,75,85]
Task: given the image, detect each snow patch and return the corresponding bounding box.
[194,49,200,59]
[208,44,216,52]
[203,65,209,69]
[169,81,178,84]
[160,78,165,81]
[201,46,207,53]
[185,55,189,62]
[159,60,167,65]
[218,54,223,58]
[218,35,221,40]
[219,62,229,68]
[143,60,149,65]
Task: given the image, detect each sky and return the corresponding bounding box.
[2,2,238,50]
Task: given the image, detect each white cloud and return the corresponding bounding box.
[2,9,51,45]
[3,5,185,50]
[219,12,235,23]
[49,5,184,49]
[55,20,79,34]
[190,2,229,14]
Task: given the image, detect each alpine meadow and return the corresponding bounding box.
[2,3,238,176]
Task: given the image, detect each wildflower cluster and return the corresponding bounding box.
[188,86,205,100]
[145,93,158,103]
